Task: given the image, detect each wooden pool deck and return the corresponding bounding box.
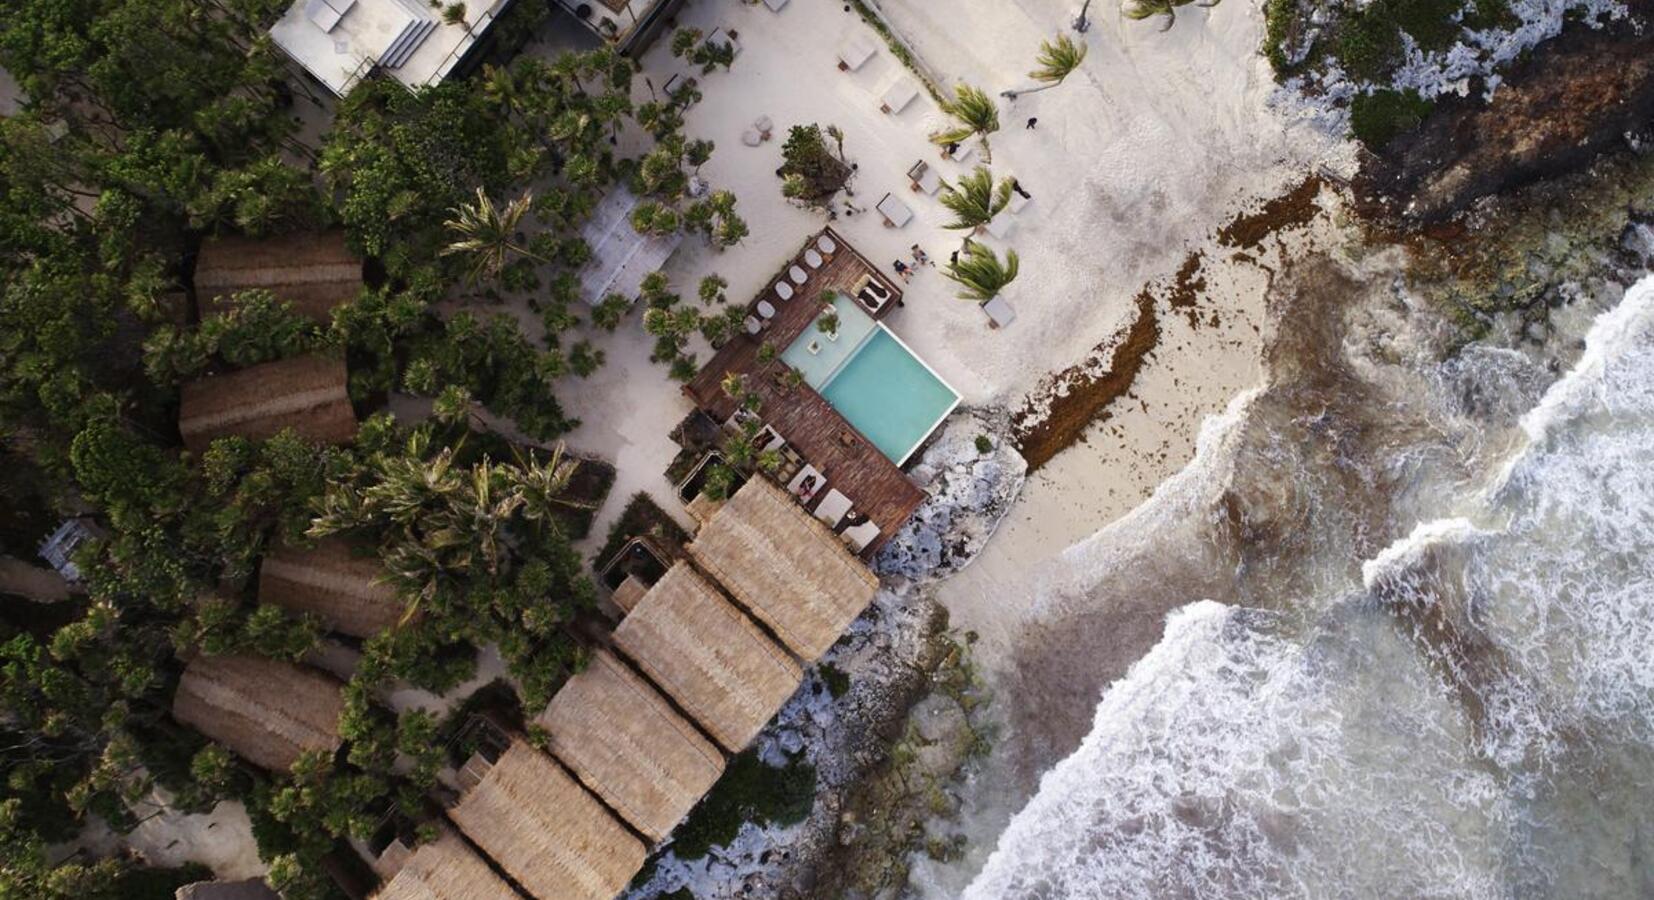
[684,228,924,551]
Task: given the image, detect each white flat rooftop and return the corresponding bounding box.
[577,186,684,304]
[271,0,509,96]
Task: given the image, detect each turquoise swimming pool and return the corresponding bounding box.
[782,296,958,464]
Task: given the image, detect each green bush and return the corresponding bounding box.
[974,434,993,454]
[1335,11,1402,80]
[1350,88,1435,149]
[671,750,816,859]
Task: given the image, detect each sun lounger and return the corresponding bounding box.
[745,315,763,334]
[789,264,808,284]
[880,77,920,114]
[944,141,977,165]
[837,36,877,72]
[804,248,824,268]
[907,160,942,195]
[813,489,852,528]
[1008,192,1032,214]
[756,299,776,319]
[763,0,788,10]
[984,212,1016,239]
[982,295,1016,330]
[876,193,914,228]
[842,520,880,553]
[706,27,740,57]
[788,464,823,505]
[817,234,838,256]
[775,281,794,301]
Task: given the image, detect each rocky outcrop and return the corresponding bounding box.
[874,408,1027,587]
[1358,3,1654,224]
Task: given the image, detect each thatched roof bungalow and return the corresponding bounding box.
[448,741,645,900]
[178,354,357,452]
[171,654,346,772]
[259,537,404,639]
[534,649,725,843]
[195,231,362,322]
[372,829,520,900]
[687,478,880,661]
[613,562,802,753]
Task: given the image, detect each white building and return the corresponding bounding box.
[270,0,514,96]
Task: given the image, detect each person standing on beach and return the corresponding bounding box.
[1026,117,1038,129]
[911,245,933,267]
[893,260,914,282]
[1011,178,1032,200]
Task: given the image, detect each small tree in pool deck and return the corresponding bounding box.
[946,240,1021,303]
[1126,0,1222,31]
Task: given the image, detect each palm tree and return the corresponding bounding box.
[508,443,597,529]
[945,240,1021,303]
[441,188,542,284]
[1003,34,1088,99]
[939,166,1013,233]
[931,83,1001,163]
[1125,0,1220,31]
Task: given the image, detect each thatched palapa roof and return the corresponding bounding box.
[195,230,362,322]
[178,354,357,452]
[448,741,645,900]
[535,649,725,843]
[171,654,346,772]
[259,537,405,639]
[613,562,802,752]
[372,829,520,900]
[687,478,880,661]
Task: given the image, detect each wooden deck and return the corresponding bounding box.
[685,229,923,551]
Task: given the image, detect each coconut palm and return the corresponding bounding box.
[945,240,1020,303]
[1003,34,1089,99]
[939,166,1013,232]
[509,442,597,528]
[441,188,542,284]
[1125,0,1219,31]
[930,83,1001,163]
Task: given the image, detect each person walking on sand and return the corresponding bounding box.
[1011,178,1032,201]
[949,249,959,267]
[1026,116,1038,130]
[893,260,914,282]
[911,245,933,267]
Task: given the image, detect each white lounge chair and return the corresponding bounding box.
[813,489,852,528]
[842,520,880,553]
[876,193,914,228]
[817,234,838,255]
[804,248,824,268]
[789,264,808,284]
[837,36,877,72]
[745,315,763,334]
[946,141,977,165]
[907,160,942,195]
[1008,191,1032,214]
[756,299,777,319]
[984,212,1016,240]
[763,0,788,10]
[880,77,920,114]
[788,464,823,504]
[775,281,794,301]
[982,295,1016,329]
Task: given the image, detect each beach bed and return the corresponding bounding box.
[982,295,1017,329]
[880,77,920,114]
[907,160,942,195]
[764,0,788,10]
[837,36,877,72]
[842,520,880,554]
[984,211,1016,240]
[876,193,914,228]
[1008,192,1032,214]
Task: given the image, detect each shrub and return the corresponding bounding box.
[670,750,816,859]
[1349,88,1434,149]
[975,434,993,454]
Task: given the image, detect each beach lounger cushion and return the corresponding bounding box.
[880,77,920,114]
[804,249,824,268]
[876,193,914,228]
[817,234,838,255]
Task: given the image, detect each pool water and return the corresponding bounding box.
[818,329,958,464]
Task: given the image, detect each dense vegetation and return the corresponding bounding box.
[0,0,747,895]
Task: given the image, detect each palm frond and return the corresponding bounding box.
[1030,34,1088,84]
[931,82,1000,162]
[944,241,1020,303]
[939,166,1013,231]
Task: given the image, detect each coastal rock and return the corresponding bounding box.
[873,408,1027,587]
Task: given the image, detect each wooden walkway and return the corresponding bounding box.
[685,229,923,551]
